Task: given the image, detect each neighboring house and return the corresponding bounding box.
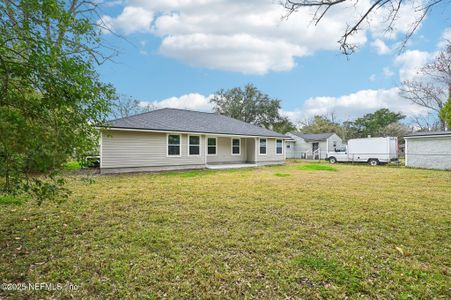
[404,131,451,170]
[285,132,343,159]
[99,108,289,174]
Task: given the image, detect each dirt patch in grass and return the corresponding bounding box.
[0,161,449,299]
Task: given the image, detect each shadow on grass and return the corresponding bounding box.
[160,170,211,178]
[296,164,337,171]
[160,167,257,178]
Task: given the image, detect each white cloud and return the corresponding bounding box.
[283,88,429,123]
[142,93,214,111]
[159,33,306,74]
[99,0,424,74]
[368,0,426,40]
[438,27,451,49]
[371,39,390,54]
[144,87,429,125]
[100,6,153,34]
[369,74,376,81]
[383,67,394,78]
[394,50,432,81]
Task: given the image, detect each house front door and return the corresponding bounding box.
[312,143,319,159]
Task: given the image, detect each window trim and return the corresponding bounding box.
[188,135,201,156]
[207,137,217,156]
[276,139,283,155]
[166,133,182,157]
[231,138,241,156]
[259,138,267,155]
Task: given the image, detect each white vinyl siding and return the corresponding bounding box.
[405,136,451,170]
[102,130,286,169]
[257,138,281,162]
[102,130,204,168]
[206,137,247,163]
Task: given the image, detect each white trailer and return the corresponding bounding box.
[327,137,398,165]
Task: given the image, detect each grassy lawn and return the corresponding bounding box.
[1,161,450,299]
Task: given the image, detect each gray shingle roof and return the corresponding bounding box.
[289,132,335,141]
[105,108,287,138]
[405,131,451,138]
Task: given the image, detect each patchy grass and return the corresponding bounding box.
[0,161,450,299]
[296,163,337,171]
[274,172,291,177]
[0,194,27,205]
[63,161,81,171]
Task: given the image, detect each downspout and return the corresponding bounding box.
[99,131,103,169]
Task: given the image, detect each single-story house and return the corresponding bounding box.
[404,131,451,170]
[285,132,344,159]
[99,108,289,174]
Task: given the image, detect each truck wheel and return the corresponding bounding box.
[329,157,337,164]
[368,159,379,166]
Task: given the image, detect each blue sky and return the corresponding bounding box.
[97,0,450,123]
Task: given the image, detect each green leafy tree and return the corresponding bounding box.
[210,83,295,133]
[0,0,116,202]
[439,97,451,130]
[351,109,405,138]
[300,115,343,136]
[272,117,297,134]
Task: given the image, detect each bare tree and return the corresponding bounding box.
[410,114,443,131]
[110,95,155,119]
[282,0,448,54]
[400,43,451,130]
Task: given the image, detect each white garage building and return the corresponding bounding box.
[405,131,451,170]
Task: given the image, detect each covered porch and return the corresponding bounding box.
[204,136,257,165]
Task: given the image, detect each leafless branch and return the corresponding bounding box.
[282,0,448,55]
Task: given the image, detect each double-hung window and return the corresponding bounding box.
[276,139,283,154]
[167,134,181,156]
[189,136,200,156]
[231,138,240,155]
[207,137,217,155]
[259,138,267,155]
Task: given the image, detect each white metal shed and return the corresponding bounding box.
[404,131,451,170]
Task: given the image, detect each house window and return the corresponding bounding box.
[167,134,181,156]
[189,136,200,156]
[259,138,267,155]
[207,137,217,155]
[231,138,240,155]
[276,139,283,154]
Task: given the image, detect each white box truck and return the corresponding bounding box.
[327,137,398,165]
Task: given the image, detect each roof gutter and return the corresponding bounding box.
[95,126,291,139]
[404,134,451,139]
